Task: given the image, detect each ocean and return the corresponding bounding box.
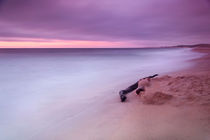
[0,48,202,139]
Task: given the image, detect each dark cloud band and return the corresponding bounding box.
[0,0,210,46]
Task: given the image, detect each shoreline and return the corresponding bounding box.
[1,46,210,140]
[60,46,210,140]
[63,46,210,140]
[165,46,210,76]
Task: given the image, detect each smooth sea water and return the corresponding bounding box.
[0,48,202,139]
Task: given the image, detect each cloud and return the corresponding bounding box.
[0,0,210,46]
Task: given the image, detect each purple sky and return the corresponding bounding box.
[0,0,210,47]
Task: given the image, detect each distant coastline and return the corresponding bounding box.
[167,43,210,48]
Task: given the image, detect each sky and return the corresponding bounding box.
[0,0,210,48]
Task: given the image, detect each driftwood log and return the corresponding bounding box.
[119,74,158,102]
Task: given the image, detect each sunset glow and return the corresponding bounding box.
[0,40,131,48]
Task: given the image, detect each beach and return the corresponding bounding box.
[47,46,210,140]
[60,46,210,140]
[0,47,210,140]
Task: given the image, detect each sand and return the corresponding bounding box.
[58,46,210,140]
